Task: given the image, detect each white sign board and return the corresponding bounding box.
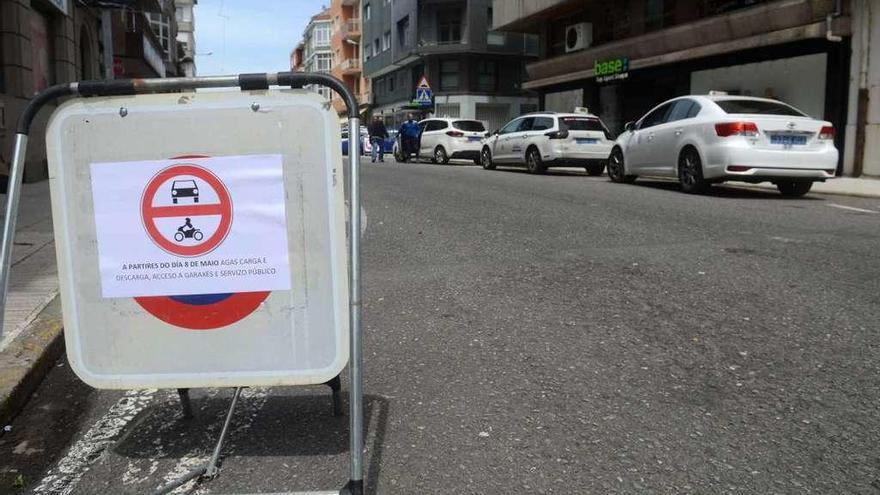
[90,155,291,298]
[46,91,349,389]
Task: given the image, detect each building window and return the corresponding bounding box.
[646,0,676,32]
[437,10,462,44]
[79,26,94,80]
[312,24,331,49]
[397,16,409,49]
[524,34,539,56]
[0,26,5,92]
[374,38,380,57]
[477,61,497,92]
[382,31,391,51]
[520,104,538,114]
[439,60,459,91]
[30,10,55,93]
[387,75,395,92]
[486,7,505,46]
[148,13,172,56]
[364,3,371,20]
[315,53,332,72]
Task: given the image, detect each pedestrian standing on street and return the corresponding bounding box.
[399,113,421,159]
[368,116,389,163]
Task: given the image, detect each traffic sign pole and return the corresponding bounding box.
[0,72,366,494]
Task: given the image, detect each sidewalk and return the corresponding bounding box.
[0,182,58,352]
[0,181,62,426]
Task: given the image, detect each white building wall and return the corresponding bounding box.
[430,94,539,130]
[845,0,880,177]
[544,88,582,113]
[690,53,828,119]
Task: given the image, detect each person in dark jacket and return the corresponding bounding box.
[368,116,389,162]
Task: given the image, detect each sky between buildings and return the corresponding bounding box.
[194,0,328,76]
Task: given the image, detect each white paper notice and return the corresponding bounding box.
[90,154,291,298]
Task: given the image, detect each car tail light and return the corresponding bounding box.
[727,166,752,172]
[715,122,758,137]
[446,130,464,137]
[819,126,834,140]
[544,129,569,139]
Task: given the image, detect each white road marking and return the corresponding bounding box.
[770,236,803,243]
[33,388,157,495]
[827,203,878,214]
[121,389,194,486]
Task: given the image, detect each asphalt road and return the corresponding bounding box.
[2,159,879,494]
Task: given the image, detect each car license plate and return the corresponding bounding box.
[576,138,598,144]
[468,137,481,142]
[770,134,807,146]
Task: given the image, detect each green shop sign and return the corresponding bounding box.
[594,57,630,83]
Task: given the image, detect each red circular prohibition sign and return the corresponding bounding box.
[134,292,270,330]
[140,164,233,257]
[134,158,269,330]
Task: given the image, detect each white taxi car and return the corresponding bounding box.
[608,95,838,196]
[480,110,614,175]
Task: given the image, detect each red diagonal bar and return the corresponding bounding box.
[149,204,225,218]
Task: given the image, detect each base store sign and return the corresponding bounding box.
[91,155,291,298]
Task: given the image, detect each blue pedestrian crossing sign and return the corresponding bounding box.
[414,75,433,107]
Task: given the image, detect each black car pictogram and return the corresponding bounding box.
[171,179,199,204]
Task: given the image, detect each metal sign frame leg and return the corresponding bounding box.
[0,72,366,494]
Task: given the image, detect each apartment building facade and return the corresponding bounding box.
[174,0,197,77]
[301,8,334,100]
[329,0,369,116]
[362,0,540,131]
[493,0,878,177]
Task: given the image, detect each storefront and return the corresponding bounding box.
[537,38,851,173]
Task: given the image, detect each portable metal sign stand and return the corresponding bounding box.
[0,72,365,495]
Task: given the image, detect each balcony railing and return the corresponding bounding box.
[341,19,361,40]
[339,58,361,73]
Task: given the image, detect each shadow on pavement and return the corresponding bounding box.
[622,179,824,200]
[492,167,588,177]
[112,391,390,490]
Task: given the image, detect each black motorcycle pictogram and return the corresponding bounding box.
[174,217,204,242]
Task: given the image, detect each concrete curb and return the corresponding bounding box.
[0,296,64,427]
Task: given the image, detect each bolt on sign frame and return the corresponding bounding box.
[0,73,367,495]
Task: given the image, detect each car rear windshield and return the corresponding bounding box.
[560,117,605,132]
[453,120,486,132]
[714,99,806,117]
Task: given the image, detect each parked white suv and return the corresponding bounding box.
[480,111,614,175]
[394,118,488,164]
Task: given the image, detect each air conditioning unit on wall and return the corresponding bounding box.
[565,23,593,53]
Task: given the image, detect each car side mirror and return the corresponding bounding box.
[493,129,499,135]
[624,121,635,132]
